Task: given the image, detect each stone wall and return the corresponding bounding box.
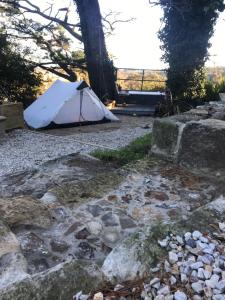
[151,101,225,170]
[0,103,24,131]
[0,116,6,141]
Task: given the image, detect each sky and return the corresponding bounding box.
[36,0,225,69]
[98,0,225,69]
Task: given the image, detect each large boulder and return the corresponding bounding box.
[177,119,225,169]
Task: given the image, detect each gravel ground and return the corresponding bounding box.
[0,125,151,177]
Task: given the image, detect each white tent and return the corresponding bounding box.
[24,80,118,129]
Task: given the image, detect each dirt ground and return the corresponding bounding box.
[43,115,153,136]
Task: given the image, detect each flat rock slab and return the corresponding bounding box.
[178,119,225,169]
[0,154,116,198]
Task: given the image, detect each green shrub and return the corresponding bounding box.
[92,134,152,166]
[204,80,225,102]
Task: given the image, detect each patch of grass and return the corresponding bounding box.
[92,133,152,166]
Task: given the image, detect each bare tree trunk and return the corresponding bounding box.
[74,0,118,101]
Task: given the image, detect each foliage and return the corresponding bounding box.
[92,134,152,166]
[0,32,41,107]
[156,0,225,100]
[204,79,225,102]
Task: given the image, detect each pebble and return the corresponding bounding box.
[205,274,220,288]
[168,251,178,264]
[191,261,204,270]
[186,238,196,248]
[93,292,103,300]
[174,291,187,300]
[191,281,204,293]
[158,237,170,248]
[184,232,192,241]
[170,275,177,285]
[192,231,202,240]
[157,285,170,295]
[216,279,225,292]
[219,223,225,232]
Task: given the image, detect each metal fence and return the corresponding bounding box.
[116,68,167,92]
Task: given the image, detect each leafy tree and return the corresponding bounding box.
[0,0,125,100]
[151,0,225,100]
[0,31,41,107]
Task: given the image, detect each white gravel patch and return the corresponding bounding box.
[0,126,150,177]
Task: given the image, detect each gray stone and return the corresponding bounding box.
[216,280,225,292]
[101,212,119,227]
[151,118,183,159]
[186,238,196,248]
[205,274,220,288]
[191,261,204,270]
[119,217,136,229]
[192,231,202,240]
[157,285,170,295]
[50,239,70,253]
[75,228,90,240]
[191,281,204,293]
[87,205,104,217]
[168,251,178,264]
[174,291,187,300]
[178,119,225,170]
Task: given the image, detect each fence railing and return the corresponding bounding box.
[116,68,167,92]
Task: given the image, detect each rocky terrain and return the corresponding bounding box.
[1,101,225,299]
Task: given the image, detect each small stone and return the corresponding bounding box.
[154,296,165,300]
[184,232,192,241]
[168,251,178,264]
[192,231,202,240]
[165,295,173,300]
[213,267,222,275]
[174,290,187,300]
[170,275,177,285]
[176,235,184,245]
[157,285,170,295]
[50,239,70,253]
[101,212,119,227]
[87,221,102,235]
[158,236,170,248]
[150,277,160,286]
[75,228,90,240]
[203,286,213,298]
[191,281,204,294]
[93,292,103,300]
[191,261,204,270]
[200,236,209,243]
[219,222,225,232]
[114,284,124,291]
[150,267,160,273]
[164,260,171,273]
[186,238,197,248]
[216,280,225,292]
[199,254,214,265]
[205,274,220,288]
[181,273,188,283]
[213,295,225,300]
[197,268,205,280]
[190,270,198,282]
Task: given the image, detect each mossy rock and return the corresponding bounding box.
[54,171,124,204]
